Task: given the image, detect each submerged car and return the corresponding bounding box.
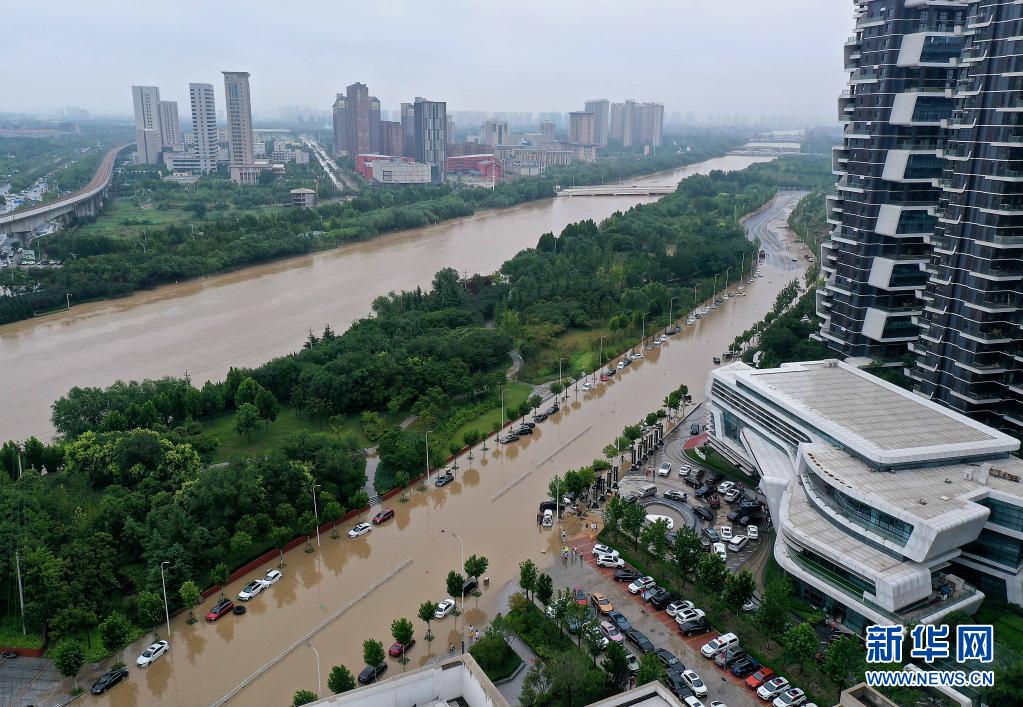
[91,666,129,694]
[348,522,372,538]
[136,640,169,668]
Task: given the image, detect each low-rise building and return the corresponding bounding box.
[446,154,501,182]
[493,144,573,173]
[370,158,431,184]
[230,162,274,185]
[290,188,316,208]
[706,359,1023,633]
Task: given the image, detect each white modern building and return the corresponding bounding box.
[131,85,163,164]
[223,71,260,184]
[158,100,181,149]
[189,82,219,175]
[370,158,432,184]
[706,359,1023,632]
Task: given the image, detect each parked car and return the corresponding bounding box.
[681,669,708,697]
[730,656,761,678]
[205,598,235,622]
[613,569,642,583]
[717,481,736,495]
[757,677,791,701]
[707,494,721,509]
[728,535,749,552]
[263,569,283,585]
[694,484,714,498]
[665,670,694,699]
[650,589,674,610]
[715,644,747,668]
[372,508,395,525]
[655,648,683,671]
[664,489,688,502]
[514,424,534,435]
[748,525,760,540]
[434,599,456,619]
[745,666,776,690]
[737,514,759,527]
[682,697,705,707]
[238,579,267,601]
[348,522,372,538]
[625,628,655,653]
[641,586,661,603]
[596,553,625,568]
[724,488,742,502]
[463,577,479,595]
[91,666,129,694]
[690,423,701,435]
[674,608,706,625]
[773,688,807,707]
[701,632,739,658]
[545,403,560,414]
[713,542,728,561]
[499,433,520,444]
[136,640,169,668]
[607,611,631,632]
[434,471,455,487]
[626,652,641,674]
[678,617,712,636]
[600,620,624,643]
[693,506,714,522]
[658,462,672,477]
[581,382,592,391]
[358,663,387,685]
[388,638,416,657]
[627,576,656,594]
[703,526,721,543]
[592,544,619,557]
[591,592,613,614]
[719,526,733,541]
[666,600,695,617]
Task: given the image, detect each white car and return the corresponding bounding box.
[136,640,169,668]
[434,599,456,619]
[627,576,655,594]
[712,542,728,562]
[717,481,736,494]
[263,569,283,585]
[666,599,695,617]
[617,361,626,370]
[348,522,372,538]
[742,598,757,612]
[723,488,741,502]
[657,462,671,477]
[681,669,708,697]
[677,465,691,478]
[773,688,807,707]
[710,702,727,707]
[728,535,749,552]
[592,544,619,558]
[719,526,733,541]
[674,608,706,625]
[683,698,705,707]
[582,382,592,391]
[631,351,644,359]
[748,524,760,540]
[238,578,268,601]
[757,677,790,701]
[596,553,625,568]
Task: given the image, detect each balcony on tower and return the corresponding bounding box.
[890,92,954,126]
[875,204,937,238]
[882,150,945,183]
[897,33,964,68]
[868,256,930,292]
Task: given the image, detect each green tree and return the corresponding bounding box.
[53,638,86,691]
[292,689,318,706]
[395,470,410,501]
[722,570,757,610]
[603,495,625,533]
[824,635,866,689]
[547,475,564,505]
[462,429,483,449]
[211,562,230,601]
[621,502,646,546]
[99,612,131,655]
[418,600,438,640]
[179,580,201,624]
[583,621,605,665]
[362,638,385,668]
[782,622,818,668]
[528,394,542,414]
[984,662,1023,707]
[255,388,280,429]
[696,553,729,591]
[635,652,666,686]
[234,377,265,407]
[671,526,702,577]
[535,573,554,606]
[518,559,538,601]
[756,576,792,634]
[446,570,465,603]
[640,517,670,556]
[464,554,488,583]
[136,590,165,635]
[601,640,631,691]
[328,665,356,694]
[270,525,292,567]
[391,617,415,663]
[234,402,260,440]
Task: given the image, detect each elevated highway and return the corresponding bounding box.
[0,143,132,242]
[556,184,676,197]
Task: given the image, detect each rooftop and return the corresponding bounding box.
[734,360,1017,465]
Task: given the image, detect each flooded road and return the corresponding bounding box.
[0,155,770,442]
[75,193,808,707]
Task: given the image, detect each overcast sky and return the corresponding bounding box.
[5,0,850,123]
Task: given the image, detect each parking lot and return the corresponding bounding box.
[0,655,64,707]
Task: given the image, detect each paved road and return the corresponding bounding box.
[742,191,808,272]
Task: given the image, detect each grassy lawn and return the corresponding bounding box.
[446,381,534,444]
[67,198,282,241]
[684,446,752,485]
[204,407,374,463]
[0,617,43,650]
[519,327,619,384]
[973,600,1023,668]
[469,640,523,682]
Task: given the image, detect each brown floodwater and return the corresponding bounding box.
[71,191,807,707]
[0,155,771,442]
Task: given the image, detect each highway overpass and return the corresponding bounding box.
[556,184,676,197]
[0,143,132,242]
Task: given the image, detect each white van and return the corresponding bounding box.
[542,509,554,527]
[644,514,675,530]
[700,632,738,658]
[638,484,657,498]
[728,535,749,552]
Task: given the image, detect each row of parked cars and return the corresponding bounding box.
[595,544,817,707]
[501,400,560,444]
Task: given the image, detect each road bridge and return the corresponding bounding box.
[0,143,132,242]
[556,184,676,197]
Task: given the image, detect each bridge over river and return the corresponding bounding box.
[556,184,676,196]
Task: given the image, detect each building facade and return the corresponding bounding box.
[332,94,348,156]
[400,102,416,157]
[158,100,181,149]
[290,188,316,208]
[369,96,381,153]
[569,111,596,146]
[706,359,1023,633]
[370,159,432,184]
[379,120,404,157]
[222,71,255,168]
[414,98,447,182]
[131,85,163,164]
[482,120,509,146]
[584,99,610,147]
[346,82,372,158]
[540,119,556,143]
[188,82,219,174]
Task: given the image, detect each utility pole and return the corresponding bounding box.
[14,551,25,635]
[668,296,677,329]
[159,561,171,638]
[312,484,321,547]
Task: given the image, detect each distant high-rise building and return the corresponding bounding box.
[345,82,371,157]
[539,120,555,143]
[222,71,255,166]
[380,120,404,156]
[446,116,455,146]
[131,85,163,164]
[569,112,597,145]
[332,94,348,156]
[414,98,447,182]
[583,99,609,147]
[401,102,416,157]
[482,120,509,146]
[609,100,636,146]
[369,96,381,153]
[636,102,664,147]
[189,82,218,174]
[158,100,181,149]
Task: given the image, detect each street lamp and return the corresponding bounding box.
[65,293,71,310]
[500,387,507,432]
[559,357,567,400]
[442,530,465,653]
[311,483,321,547]
[668,296,677,330]
[304,641,322,697]
[425,430,431,481]
[159,561,171,639]
[641,312,647,345]
[547,459,561,524]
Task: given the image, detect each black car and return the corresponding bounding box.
[695,484,714,498]
[693,506,714,522]
[730,656,760,678]
[655,648,683,671]
[677,617,711,636]
[533,412,549,422]
[545,403,559,414]
[702,527,720,543]
[463,577,479,595]
[91,666,129,694]
[665,670,694,699]
[738,499,762,511]
[607,610,631,632]
[434,471,455,487]
[690,423,701,436]
[650,589,674,610]
[520,421,536,429]
[715,645,748,668]
[625,628,655,653]
[358,663,387,685]
[621,493,639,504]
[737,514,759,526]
[515,425,534,435]
[613,569,642,583]
[500,433,520,443]
[726,509,742,522]
[664,489,687,502]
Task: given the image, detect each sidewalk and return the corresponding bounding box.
[492,580,541,705]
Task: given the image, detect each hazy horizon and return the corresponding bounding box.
[4,0,850,124]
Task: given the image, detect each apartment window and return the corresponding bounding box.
[831,488,914,543]
[981,498,1023,533]
[962,530,1023,570]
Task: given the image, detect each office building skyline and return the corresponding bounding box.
[131,85,162,164]
[188,82,218,174]
[568,111,596,146]
[413,97,446,182]
[583,98,609,147]
[158,100,180,149]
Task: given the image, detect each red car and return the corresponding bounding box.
[573,586,588,606]
[388,638,416,657]
[372,508,395,525]
[205,598,234,622]
[599,373,608,382]
[745,666,775,690]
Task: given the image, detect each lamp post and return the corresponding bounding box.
[500,387,508,433]
[425,430,431,481]
[547,459,561,524]
[668,296,677,330]
[641,312,647,345]
[65,293,71,310]
[598,336,604,372]
[725,267,731,295]
[304,641,321,697]
[159,561,171,639]
[559,357,567,400]
[443,530,465,653]
[311,483,321,547]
